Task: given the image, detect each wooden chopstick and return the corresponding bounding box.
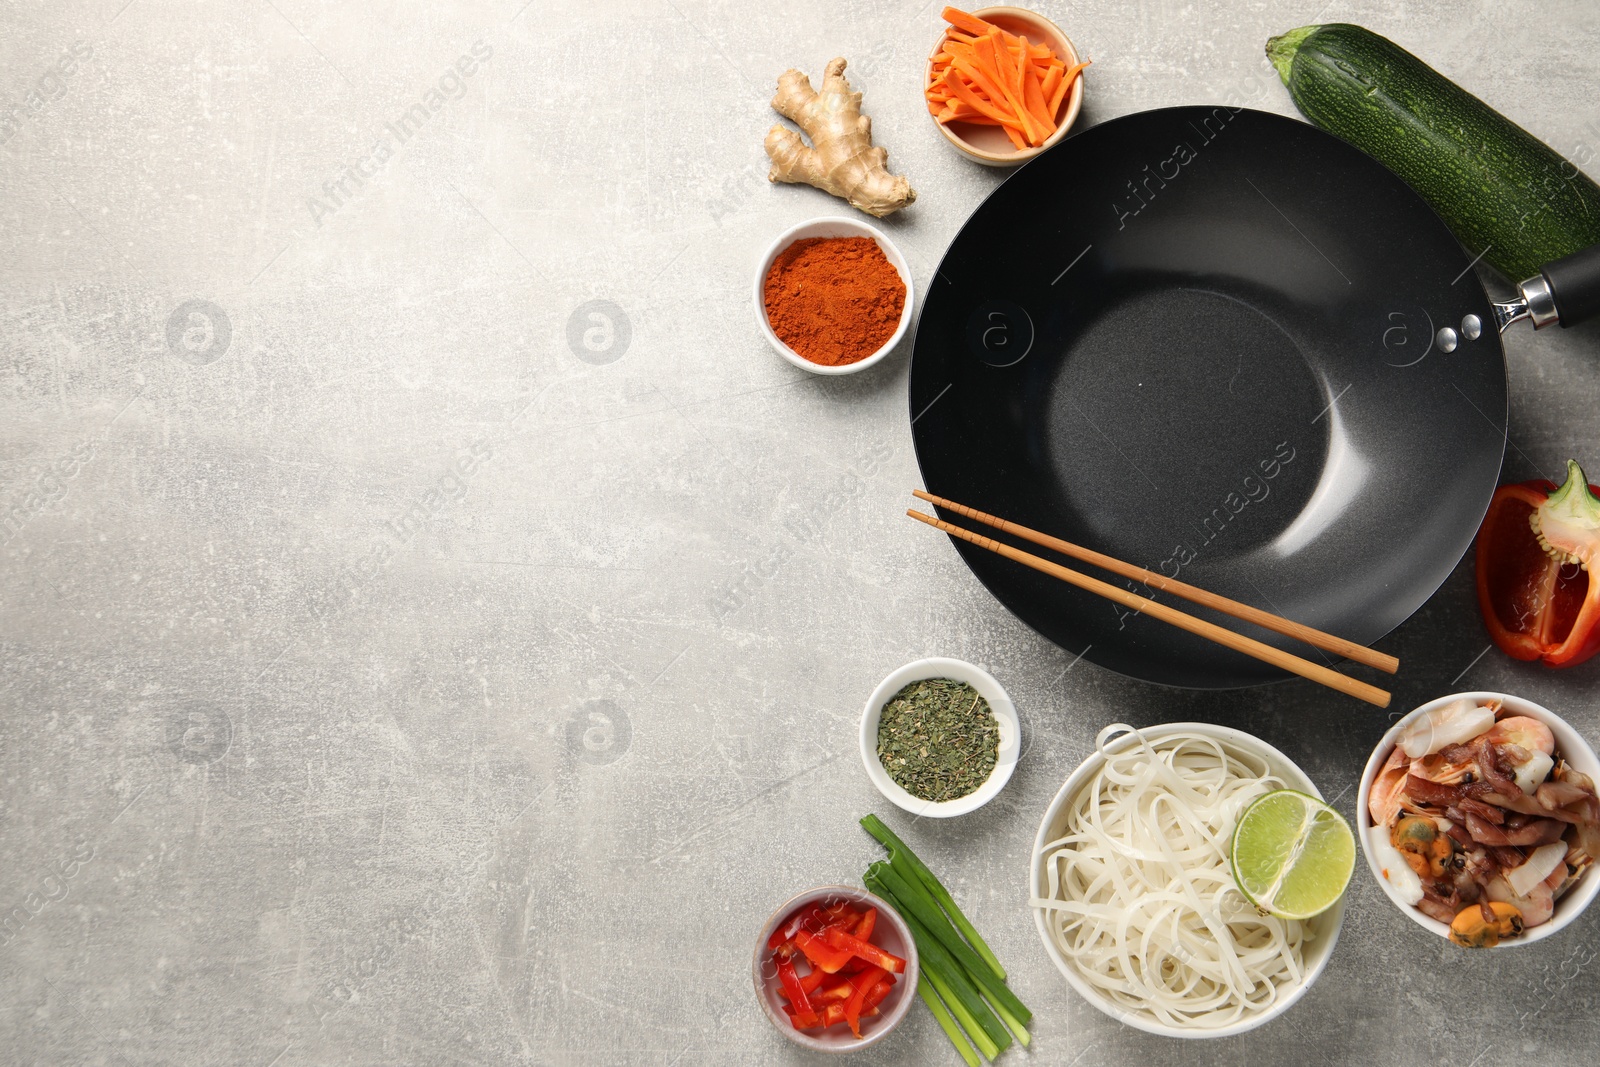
[907,508,1392,708]
[913,489,1399,675]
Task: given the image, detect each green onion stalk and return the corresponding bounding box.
[861,814,1007,980]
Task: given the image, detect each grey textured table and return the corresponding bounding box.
[4,1,1600,1064]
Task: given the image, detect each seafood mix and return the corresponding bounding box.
[1367,699,1600,948]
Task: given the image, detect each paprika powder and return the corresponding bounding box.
[762,236,906,366]
[1476,459,1600,667]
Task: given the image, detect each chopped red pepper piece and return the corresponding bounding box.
[818,901,859,927]
[776,956,816,1029]
[779,966,851,1003]
[862,973,895,1012]
[794,929,854,974]
[821,926,907,974]
[794,1001,879,1029]
[768,904,825,953]
[843,965,888,1037]
[854,907,877,941]
[812,976,857,1003]
[1476,460,1600,667]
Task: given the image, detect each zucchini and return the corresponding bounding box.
[1267,23,1600,282]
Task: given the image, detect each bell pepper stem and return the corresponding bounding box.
[1534,459,1600,565]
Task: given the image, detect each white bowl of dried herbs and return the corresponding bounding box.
[859,658,1021,818]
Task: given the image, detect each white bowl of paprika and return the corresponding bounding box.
[755,217,915,375]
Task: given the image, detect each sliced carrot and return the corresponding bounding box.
[943,68,1016,125]
[1021,65,1052,133]
[1015,37,1054,138]
[1016,34,1037,101]
[1039,62,1063,109]
[949,52,1007,110]
[999,121,1029,150]
[940,6,994,36]
[979,31,1041,144]
[1008,43,1047,144]
[1047,59,1090,118]
[941,101,1005,123]
[979,28,1004,99]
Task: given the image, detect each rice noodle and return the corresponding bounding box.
[1030,724,1321,1030]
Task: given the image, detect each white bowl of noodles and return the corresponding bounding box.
[1029,723,1346,1038]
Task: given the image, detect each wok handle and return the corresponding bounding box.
[1540,243,1600,328]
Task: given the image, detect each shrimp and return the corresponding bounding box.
[1484,716,1558,792]
[1369,745,1411,827]
[1487,716,1556,756]
[1485,872,1556,928]
[1412,749,1479,785]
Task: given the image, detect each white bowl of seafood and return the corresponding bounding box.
[1029,723,1346,1039]
[1361,692,1600,948]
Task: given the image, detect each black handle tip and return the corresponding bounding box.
[1542,243,1600,328]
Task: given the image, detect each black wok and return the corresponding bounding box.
[909,106,1600,689]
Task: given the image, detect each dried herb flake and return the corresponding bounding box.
[876,678,998,802]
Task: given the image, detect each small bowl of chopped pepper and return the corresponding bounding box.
[859,657,1021,818]
[754,216,915,375]
[753,885,918,1051]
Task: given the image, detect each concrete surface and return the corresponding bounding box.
[4,1,1600,1064]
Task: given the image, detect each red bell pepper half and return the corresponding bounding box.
[821,926,907,974]
[1476,460,1600,667]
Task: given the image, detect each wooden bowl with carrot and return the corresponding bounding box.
[926,6,1089,166]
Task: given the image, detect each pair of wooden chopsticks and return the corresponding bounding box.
[907,490,1396,707]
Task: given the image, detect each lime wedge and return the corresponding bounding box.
[1230,789,1355,920]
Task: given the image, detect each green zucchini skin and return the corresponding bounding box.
[1268,23,1600,282]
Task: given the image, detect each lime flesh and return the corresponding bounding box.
[1230,789,1355,920]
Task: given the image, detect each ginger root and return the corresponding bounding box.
[764,58,915,219]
